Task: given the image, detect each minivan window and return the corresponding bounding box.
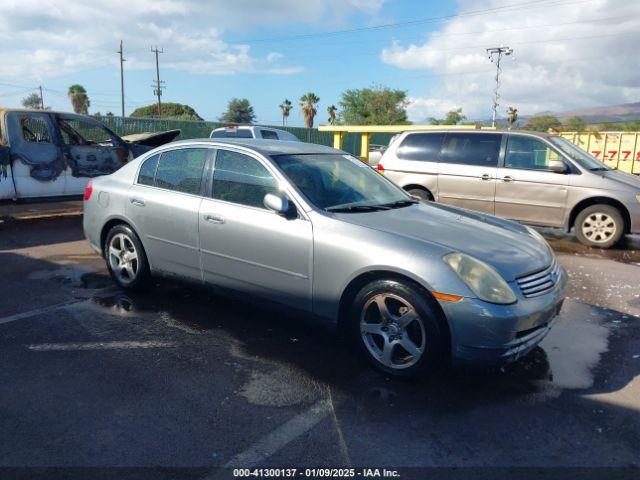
[548,136,610,171]
[397,133,445,161]
[137,154,159,186]
[154,148,207,195]
[505,136,562,171]
[260,130,279,140]
[212,149,278,208]
[440,133,501,167]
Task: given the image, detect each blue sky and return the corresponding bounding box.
[0,0,638,126]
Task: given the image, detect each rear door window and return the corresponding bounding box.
[440,133,501,167]
[397,133,445,161]
[137,154,160,186]
[154,148,208,195]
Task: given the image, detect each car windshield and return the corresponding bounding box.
[548,136,611,171]
[272,153,414,212]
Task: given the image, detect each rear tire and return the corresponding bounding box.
[407,188,432,202]
[574,204,624,248]
[104,224,150,290]
[349,279,446,378]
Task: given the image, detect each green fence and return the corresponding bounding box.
[96,115,393,155]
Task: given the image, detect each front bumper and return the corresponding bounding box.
[439,266,567,366]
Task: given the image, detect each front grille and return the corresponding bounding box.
[516,259,560,298]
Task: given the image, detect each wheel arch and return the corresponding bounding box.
[402,184,434,200]
[567,196,631,234]
[337,269,451,355]
[99,217,148,260]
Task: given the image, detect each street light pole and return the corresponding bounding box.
[486,46,513,128]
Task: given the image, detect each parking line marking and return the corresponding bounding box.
[27,340,178,351]
[222,398,333,469]
[0,300,84,326]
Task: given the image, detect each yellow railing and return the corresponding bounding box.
[318,124,494,162]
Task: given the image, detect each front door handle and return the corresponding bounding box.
[204,213,225,224]
[480,173,492,181]
[130,197,145,206]
[502,176,515,183]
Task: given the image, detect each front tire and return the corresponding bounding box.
[104,224,150,289]
[574,204,624,248]
[349,279,446,378]
[407,188,432,201]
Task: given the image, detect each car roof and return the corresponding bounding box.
[402,129,554,139]
[165,138,339,156]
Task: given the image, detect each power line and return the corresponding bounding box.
[228,0,597,44]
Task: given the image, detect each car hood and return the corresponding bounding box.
[597,169,640,190]
[333,202,553,282]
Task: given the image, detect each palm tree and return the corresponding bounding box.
[507,106,518,130]
[327,105,337,125]
[279,99,292,126]
[299,92,320,129]
[68,84,90,114]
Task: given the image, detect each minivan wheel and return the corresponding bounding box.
[574,204,625,248]
[349,279,445,378]
[104,224,150,289]
[407,188,432,201]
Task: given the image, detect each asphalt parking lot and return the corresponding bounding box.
[1,213,640,479]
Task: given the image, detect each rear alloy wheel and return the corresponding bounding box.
[350,279,445,377]
[104,225,149,289]
[575,204,624,248]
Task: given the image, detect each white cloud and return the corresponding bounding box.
[381,0,640,121]
[0,0,384,80]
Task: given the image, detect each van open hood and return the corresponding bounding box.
[121,129,181,148]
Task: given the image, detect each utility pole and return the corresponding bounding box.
[151,46,164,117]
[486,46,513,128]
[38,86,44,109]
[117,40,126,117]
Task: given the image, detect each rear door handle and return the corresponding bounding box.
[130,197,145,206]
[502,176,515,183]
[480,173,492,181]
[204,214,225,224]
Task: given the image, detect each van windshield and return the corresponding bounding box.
[548,136,611,171]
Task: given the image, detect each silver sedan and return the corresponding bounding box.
[83,139,567,377]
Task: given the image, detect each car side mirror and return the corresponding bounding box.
[548,159,568,173]
[264,192,295,217]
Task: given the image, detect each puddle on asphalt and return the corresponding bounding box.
[84,279,637,413]
[542,230,640,265]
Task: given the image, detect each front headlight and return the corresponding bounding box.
[443,252,517,305]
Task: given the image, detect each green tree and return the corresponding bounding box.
[563,116,587,131]
[507,106,518,129]
[279,99,292,126]
[219,98,255,124]
[327,105,337,125]
[428,108,466,125]
[67,84,90,114]
[524,114,562,132]
[300,92,320,128]
[338,86,409,125]
[130,102,203,120]
[21,92,43,109]
[622,120,640,131]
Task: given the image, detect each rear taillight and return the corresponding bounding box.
[84,180,93,201]
[377,163,385,174]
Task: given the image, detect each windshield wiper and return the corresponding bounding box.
[326,204,391,213]
[376,199,419,209]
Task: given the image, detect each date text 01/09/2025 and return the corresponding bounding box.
[232,468,401,478]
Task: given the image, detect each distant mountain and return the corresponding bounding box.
[532,102,640,123]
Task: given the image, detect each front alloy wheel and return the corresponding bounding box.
[575,204,624,249]
[360,293,426,370]
[350,279,446,377]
